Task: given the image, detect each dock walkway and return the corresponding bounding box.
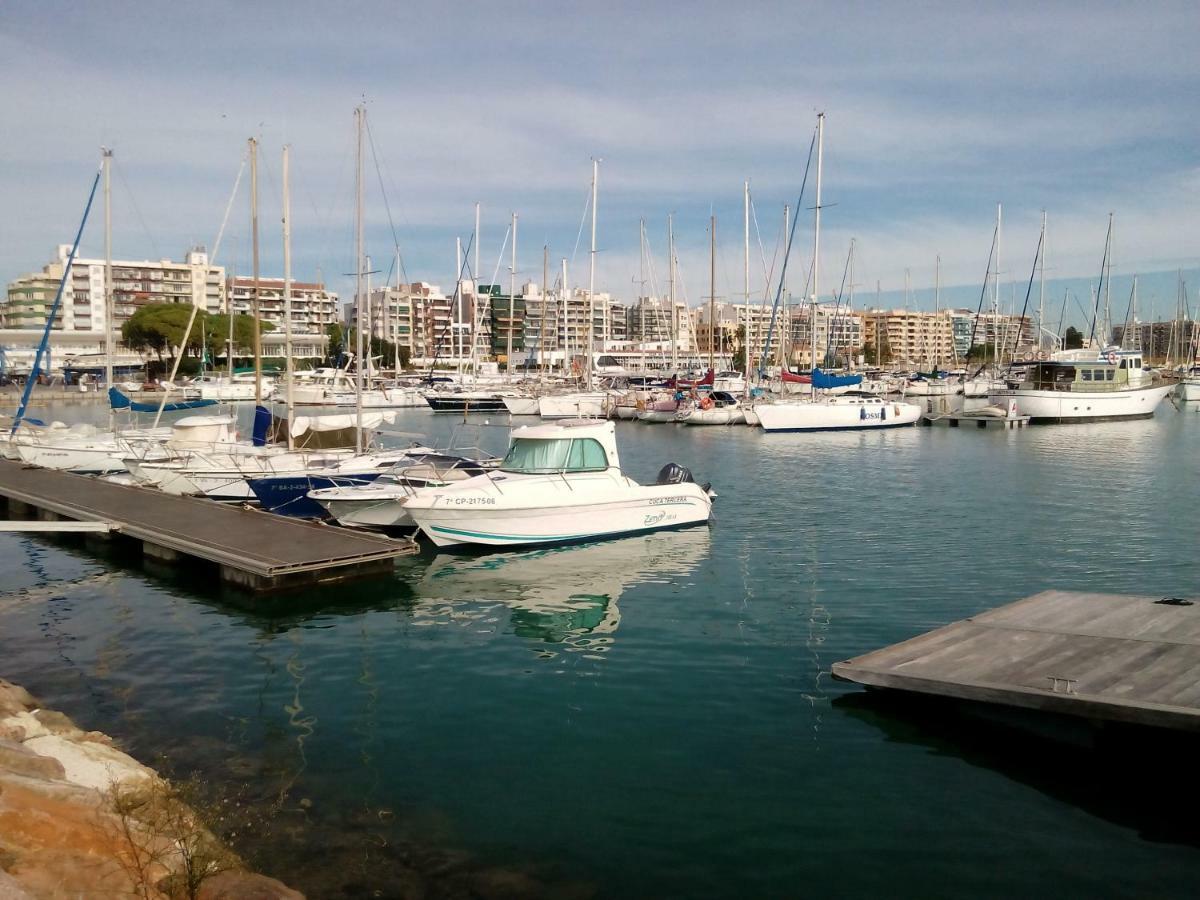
[832,590,1200,731]
[0,459,417,591]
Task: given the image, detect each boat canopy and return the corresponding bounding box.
[812,368,863,390]
[502,419,620,473]
[108,387,217,413]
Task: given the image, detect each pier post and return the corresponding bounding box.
[142,542,181,564]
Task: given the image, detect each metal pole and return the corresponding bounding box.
[250,137,262,404]
[103,149,113,425]
[743,179,750,396]
[354,106,365,454]
[812,112,824,394]
[282,145,294,450]
[508,212,517,374]
[587,159,598,390]
[709,213,716,374]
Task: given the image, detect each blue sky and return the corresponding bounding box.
[2,1,1197,329]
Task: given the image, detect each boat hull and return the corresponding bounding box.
[425,395,508,413]
[502,396,541,416]
[408,491,712,548]
[538,394,608,419]
[1175,379,1200,402]
[988,384,1173,423]
[249,473,381,518]
[756,400,922,432]
[681,407,745,426]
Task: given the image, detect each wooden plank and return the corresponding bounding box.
[0,520,115,533]
[832,591,1200,732]
[0,459,415,581]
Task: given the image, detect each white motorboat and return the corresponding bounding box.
[402,419,714,548]
[308,455,493,529]
[502,395,541,416]
[538,392,609,419]
[989,348,1173,423]
[755,392,923,432]
[680,391,746,426]
[15,414,236,474]
[1175,367,1200,402]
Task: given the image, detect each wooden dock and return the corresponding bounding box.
[832,590,1200,732]
[921,413,1030,429]
[0,459,417,592]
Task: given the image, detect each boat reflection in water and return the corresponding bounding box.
[411,527,711,654]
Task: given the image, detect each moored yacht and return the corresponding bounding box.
[989,348,1173,423]
[755,392,922,432]
[402,419,714,548]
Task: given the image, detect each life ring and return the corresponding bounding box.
[1103,351,1118,365]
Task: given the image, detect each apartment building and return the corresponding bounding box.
[227,277,338,336]
[3,244,225,333]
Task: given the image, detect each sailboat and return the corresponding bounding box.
[753,114,921,433]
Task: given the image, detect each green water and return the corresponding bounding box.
[2,405,1199,897]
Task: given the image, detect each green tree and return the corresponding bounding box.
[1064,326,1084,349]
[122,304,202,362]
[967,343,997,362]
[202,313,269,362]
[325,322,345,362]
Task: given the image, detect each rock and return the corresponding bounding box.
[0,714,46,742]
[0,870,33,900]
[81,730,115,747]
[0,682,37,720]
[0,739,65,782]
[0,725,24,744]
[30,709,82,740]
[22,733,153,791]
[197,870,306,900]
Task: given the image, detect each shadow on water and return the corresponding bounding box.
[835,689,1200,848]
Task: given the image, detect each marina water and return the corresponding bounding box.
[2,404,1199,896]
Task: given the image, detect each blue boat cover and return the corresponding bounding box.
[811,368,863,389]
[251,405,272,447]
[108,387,216,413]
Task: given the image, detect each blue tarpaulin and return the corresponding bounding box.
[108,387,217,414]
[811,368,863,390]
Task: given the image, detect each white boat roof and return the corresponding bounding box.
[509,419,614,440]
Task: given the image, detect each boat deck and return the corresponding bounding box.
[832,590,1200,731]
[0,458,417,591]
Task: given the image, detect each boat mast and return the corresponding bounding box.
[455,236,463,369]
[508,212,517,374]
[354,105,365,454]
[743,179,750,397]
[102,148,113,427]
[561,257,569,373]
[474,201,481,373]
[1038,211,1047,353]
[668,214,677,374]
[993,202,1001,367]
[934,254,941,367]
[540,244,548,375]
[586,159,598,391]
[1105,213,1114,345]
[282,144,294,450]
[250,137,262,405]
[812,112,824,396]
[708,214,717,374]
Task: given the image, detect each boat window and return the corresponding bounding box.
[567,438,608,470]
[1081,370,1092,381]
[1106,370,1115,381]
[501,437,608,473]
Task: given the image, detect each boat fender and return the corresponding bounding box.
[859,407,867,420]
[700,396,714,410]
[881,407,887,421]
[894,404,901,416]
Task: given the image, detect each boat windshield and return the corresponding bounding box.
[501,437,609,474]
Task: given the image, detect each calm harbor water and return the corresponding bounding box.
[2,403,1200,897]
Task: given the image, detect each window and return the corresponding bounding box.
[501,437,608,473]
[1081,370,1092,381]
[1106,370,1115,381]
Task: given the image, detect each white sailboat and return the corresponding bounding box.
[752,113,921,433]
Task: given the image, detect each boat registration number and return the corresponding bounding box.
[650,496,691,506]
[445,496,497,506]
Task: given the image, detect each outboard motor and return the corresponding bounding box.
[656,463,715,498]
[656,462,695,485]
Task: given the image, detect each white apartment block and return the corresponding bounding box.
[3,244,225,333]
[366,281,470,364]
[694,302,786,366]
[228,277,339,337]
[788,305,866,363]
[861,309,957,367]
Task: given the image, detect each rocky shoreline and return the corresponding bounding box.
[0,678,302,899]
